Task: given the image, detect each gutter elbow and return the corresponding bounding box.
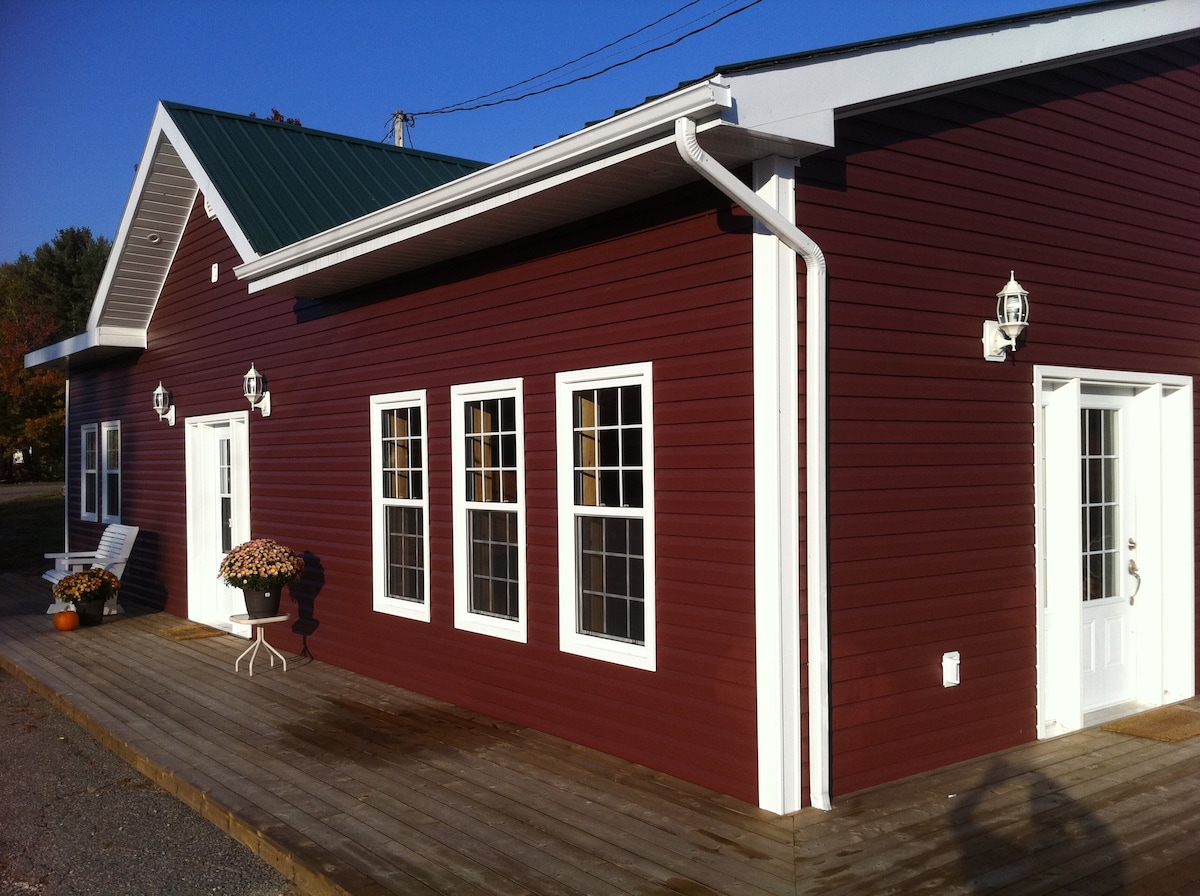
[673,117,825,273]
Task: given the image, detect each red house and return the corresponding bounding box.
[28,0,1200,814]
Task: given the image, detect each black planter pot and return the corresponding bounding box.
[76,602,105,626]
[242,589,282,619]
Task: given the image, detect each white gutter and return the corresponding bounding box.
[675,117,831,812]
[236,79,732,292]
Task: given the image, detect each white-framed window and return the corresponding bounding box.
[101,421,121,523]
[450,379,527,642]
[556,363,656,670]
[81,421,121,522]
[370,391,430,622]
[81,423,98,521]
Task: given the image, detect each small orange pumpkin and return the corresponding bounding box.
[53,610,80,631]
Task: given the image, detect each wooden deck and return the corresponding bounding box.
[3,572,1199,896]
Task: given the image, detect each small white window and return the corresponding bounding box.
[101,421,121,524]
[450,379,527,642]
[370,391,430,622]
[556,363,655,670]
[81,424,98,521]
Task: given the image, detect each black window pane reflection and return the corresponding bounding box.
[577,516,645,644]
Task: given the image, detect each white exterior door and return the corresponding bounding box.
[185,412,250,630]
[1037,368,1195,735]
[1078,398,1136,712]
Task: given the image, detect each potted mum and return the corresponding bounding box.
[53,568,121,626]
[218,538,304,619]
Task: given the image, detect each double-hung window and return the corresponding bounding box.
[451,379,526,642]
[101,421,121,523]
[370,391,430,622]
[81,421,120,522]
[556,363,655,670]
[81,424,99,521]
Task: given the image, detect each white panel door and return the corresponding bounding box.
[185,412,250,630]
[1038,367,1195,736]
[1078,398,1137,712]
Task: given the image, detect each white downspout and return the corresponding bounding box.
[675,117,832,812]
[63,364,71,554]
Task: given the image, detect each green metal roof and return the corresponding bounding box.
[164,102,489,255]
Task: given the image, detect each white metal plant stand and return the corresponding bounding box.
[230,613,290,676]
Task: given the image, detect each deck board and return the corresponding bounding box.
[3,573,1198,896]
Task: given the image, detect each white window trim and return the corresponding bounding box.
[450,378,527,642]
[556,362,656,671]
[80,423,98,522]
[101,420,121,524]
[370,390,431,623]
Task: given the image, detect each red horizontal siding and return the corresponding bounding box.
[72,182,763,804]
[64,38,1200,811]
[808,41,1200,796]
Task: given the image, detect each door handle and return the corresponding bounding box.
[1128,559,1141,605]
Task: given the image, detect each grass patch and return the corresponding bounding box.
[0,494,66,573]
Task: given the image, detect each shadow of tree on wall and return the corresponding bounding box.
[950,756,1127,893]
[288,551,323,658]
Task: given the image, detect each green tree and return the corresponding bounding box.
[0,227,110,481]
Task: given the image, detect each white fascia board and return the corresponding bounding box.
[155,104,259,264]
[24,326,146,369]
[25,334,87,369]
[721,0,1200,136]
[234,79,731,291]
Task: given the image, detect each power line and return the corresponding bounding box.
[410,0,764,118]
[426,0,710,115]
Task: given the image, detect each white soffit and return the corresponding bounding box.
[721,0,1200,136]
[87,103,256,333]
[23,326,146,370]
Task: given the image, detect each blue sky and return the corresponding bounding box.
[0,0,1069,262]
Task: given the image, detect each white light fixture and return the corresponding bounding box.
[982,271,1030,362]
[243,363,271,416]
[152,382,175,426]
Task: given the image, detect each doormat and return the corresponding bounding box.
[158,623,226,641]
[1102,706,1200,742]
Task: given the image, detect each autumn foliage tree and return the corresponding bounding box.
[0,227,110,481]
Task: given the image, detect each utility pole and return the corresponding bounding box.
[392,111,405,147]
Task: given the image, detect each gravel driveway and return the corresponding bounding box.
[0,667,296,896]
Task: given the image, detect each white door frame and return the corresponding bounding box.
[1035,366,1195,737]
[184,411,251,631]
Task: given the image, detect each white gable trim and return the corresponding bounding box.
[26,104,258,369]
[154,106,259,265]
[88,103,258,330]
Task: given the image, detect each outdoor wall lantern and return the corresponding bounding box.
[243,363,272,416]
[152,382,175,426]
[982,271,1030,362]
